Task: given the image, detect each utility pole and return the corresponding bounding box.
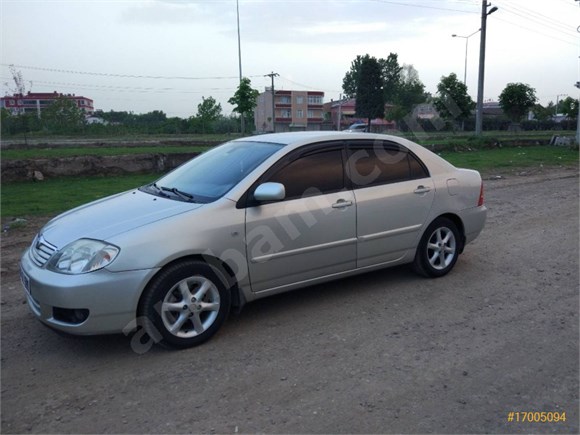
[337,94,343,131]
[236,0,244,134]
[574,82,580,145]
[475,1,498,136]
[265,71,279,132]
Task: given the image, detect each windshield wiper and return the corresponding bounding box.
[146,183,170,198]
[160,186,196,202]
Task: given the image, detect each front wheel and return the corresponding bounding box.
[413,217,460,278]
[139,260,231,349]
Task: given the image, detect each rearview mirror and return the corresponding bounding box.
[254,182,285,202]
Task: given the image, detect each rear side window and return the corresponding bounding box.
[409,153,429,179]
[347,141,429,188]
[267,150,345,199]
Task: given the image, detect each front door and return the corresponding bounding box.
[245,145,357,292]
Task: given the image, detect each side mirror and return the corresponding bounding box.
[253,182,285,202]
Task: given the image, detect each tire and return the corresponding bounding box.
[139,260,231,349]
[413,217,460,278]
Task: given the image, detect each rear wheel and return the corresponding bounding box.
[139,260,231,349]
[413,217,460,278]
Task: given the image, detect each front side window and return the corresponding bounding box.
[145,141,283,202]
[267,149,345,200]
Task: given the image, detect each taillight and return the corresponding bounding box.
[477,182,484,206]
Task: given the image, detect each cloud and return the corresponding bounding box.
[121,1,210,25]
[299,21,388,35]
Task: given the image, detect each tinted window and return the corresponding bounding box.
[150,141,283,202]
[347,141,428,188]
[409,153,429,179]
[267,150,344,199]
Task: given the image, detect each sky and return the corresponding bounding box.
[1,0,578,118]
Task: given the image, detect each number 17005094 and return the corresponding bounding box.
[507,412,566,423]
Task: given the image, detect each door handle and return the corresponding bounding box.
[332,199,353,208]
[414,185,431,194]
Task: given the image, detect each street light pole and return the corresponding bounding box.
[236,0,244,133]
[554,94,567,118]
[475,1,498,136]
[452,29,480,85]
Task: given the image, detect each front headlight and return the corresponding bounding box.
[47,239,120,274]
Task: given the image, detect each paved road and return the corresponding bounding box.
[1,169,578,434]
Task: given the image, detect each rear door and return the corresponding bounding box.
[347,139,435,268]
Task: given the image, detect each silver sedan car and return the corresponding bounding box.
[20,132,487,349]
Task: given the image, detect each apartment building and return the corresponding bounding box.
[1,91,94,117]
[254,88,325,133]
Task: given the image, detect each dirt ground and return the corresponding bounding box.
[1,166,579,434]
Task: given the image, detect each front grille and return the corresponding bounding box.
[30,234,57,267]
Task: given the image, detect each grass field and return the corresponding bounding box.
[1,130,575,160]
[2,174,158,217]
[1,145,578,218]
[439,145,579,171]
[1,146,210,160]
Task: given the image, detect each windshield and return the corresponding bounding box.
[143,140,283,203]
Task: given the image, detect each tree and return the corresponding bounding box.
[212,115,241,134]
[388,64,426,123]
[228,77,259,133]
[343,54,371,98]
[498,83,537,123]
[196,96,222,134]
[343,53,426,128]
[100,110,136,125]
[6,65,32,95]
[378,53,403,104]
[531,103,552,122]
[139,110,167,124]
[433,72,475,129]
[355,56,384,129]
[560,96,579,119]
[1,108,12,135]
[42,96,86,133]
[342,53,402,101]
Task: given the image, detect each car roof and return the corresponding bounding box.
[224,131,457,201]
[233,131,455,169]
[234,131,343,146]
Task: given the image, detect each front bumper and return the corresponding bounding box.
[20,248,159,335]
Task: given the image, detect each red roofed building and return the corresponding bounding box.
[1,91,94,117]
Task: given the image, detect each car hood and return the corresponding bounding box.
[40,189,202,248]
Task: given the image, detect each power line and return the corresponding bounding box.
[370,0,478,14]
[0,63,262,81]
[555,0,580,9]
[278,75,341,93]
[493,16,578,47]
[0,77,237,94]
[493,0,577,39]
